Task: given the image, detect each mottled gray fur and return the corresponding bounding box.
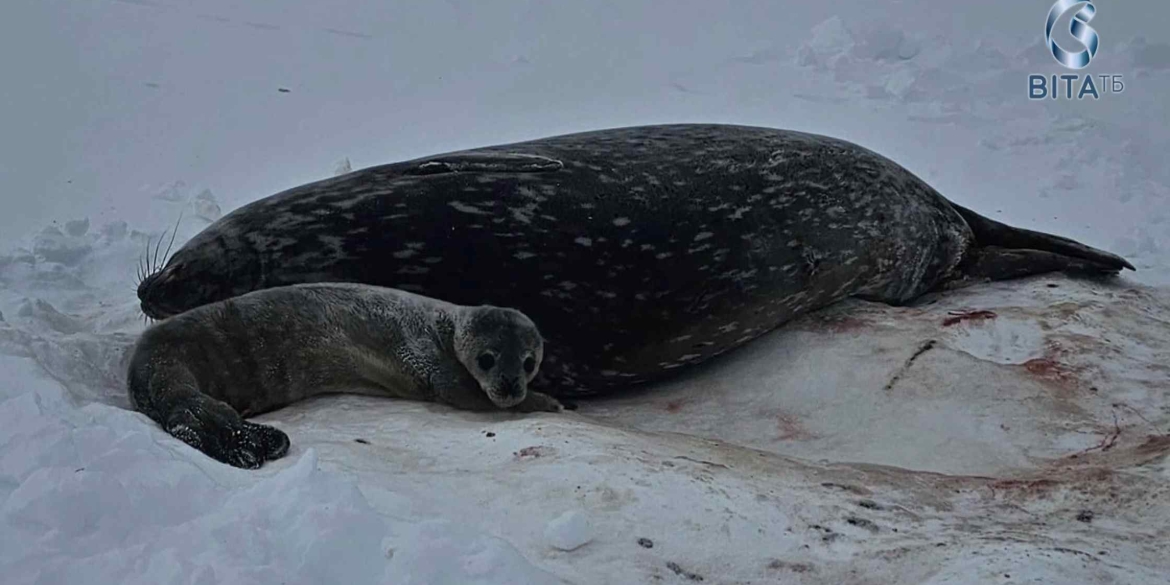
[127,282,556,468]
[138,124,1133,397]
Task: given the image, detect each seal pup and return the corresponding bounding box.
[136,124,1133,397]
[127,282,558,468]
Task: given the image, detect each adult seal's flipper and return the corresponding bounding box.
[403,152,564,176]
[956,247,1124,285]
[949,202,1135,278]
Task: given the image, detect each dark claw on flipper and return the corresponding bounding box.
[220,422,290,469]
[247,422,291,460]
[166,409,209,451]
[164,406,290,469]
[228,446,263,470]
[166,422,204,450]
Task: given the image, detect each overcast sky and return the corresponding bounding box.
[2,0,1166,246]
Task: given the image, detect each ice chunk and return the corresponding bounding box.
[543,509,592,552]
[151,180,188,202]
[796,16,855,68]
[191,189,222,223]
[64,218,90,237]
[98,220,128,242]
[32,225,91,266]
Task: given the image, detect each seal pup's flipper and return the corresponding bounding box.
[949,203,1135,277]
[129,360,290,469]
[161,394,290,469]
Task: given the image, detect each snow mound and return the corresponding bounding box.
[0,357,560,585]
[1,212,1166,584]
[796,16,921,70]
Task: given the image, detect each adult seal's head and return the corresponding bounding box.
[135,152,564,320]
[454,306,544,408]
[137,227,260,319]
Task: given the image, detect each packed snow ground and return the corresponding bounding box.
[2,7,1169,585]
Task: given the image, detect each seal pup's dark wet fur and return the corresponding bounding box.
[128,282,555,468]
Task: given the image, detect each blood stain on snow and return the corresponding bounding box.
[1021,356,1081,390]
[1134,434,1170,456]
[942,309,998,327]
[988,478,1060,496]
[1023,357,1063,377]
[774,412,818,441]
[1019,340,1086,391]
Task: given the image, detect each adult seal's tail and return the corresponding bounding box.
[136,124,1133,397]
[944,202,1131,284]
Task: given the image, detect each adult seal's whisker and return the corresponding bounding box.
[139,234,153,283]
[159,207,186,270]
[150,230,166,275]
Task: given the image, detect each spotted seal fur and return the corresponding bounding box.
[128,282,557,468]
[137,124,1133,397]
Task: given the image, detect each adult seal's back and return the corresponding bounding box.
[137,124,1133,397]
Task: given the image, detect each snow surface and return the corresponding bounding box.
[2,2,1169,584]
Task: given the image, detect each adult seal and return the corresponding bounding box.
[128,282,558,468]
[137,124,1134,397]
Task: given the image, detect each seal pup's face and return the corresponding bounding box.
[454,306,544,408]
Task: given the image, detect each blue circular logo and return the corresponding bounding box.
[1046,0,1099,69]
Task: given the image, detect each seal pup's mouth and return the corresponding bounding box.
[486,376,526,408]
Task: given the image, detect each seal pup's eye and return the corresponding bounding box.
[523,356,536,374]
[477,352,496,371]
